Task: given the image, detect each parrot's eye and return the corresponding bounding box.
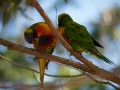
[24,31,37,44]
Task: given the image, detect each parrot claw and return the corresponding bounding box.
[70,52,73,56]
[33,57,39,61]
[80,53,82,56]
[40,51,46,54]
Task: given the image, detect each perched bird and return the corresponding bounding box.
[24,22,56,87]
[58,13,114,64]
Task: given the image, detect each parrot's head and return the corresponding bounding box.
[58,13,73,27]
[24,22,43,44]
[24,22,56,52]
[24,28,37,44]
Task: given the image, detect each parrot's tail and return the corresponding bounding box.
[95,52,115,65]
[39,58,46,88]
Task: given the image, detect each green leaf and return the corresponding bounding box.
[2,7,11,27]
[0,0,4,5]
[64,0,68,3]
[11,2,18,16]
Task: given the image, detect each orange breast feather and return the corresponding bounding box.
[33,23,56,51]
[35,23,53,37]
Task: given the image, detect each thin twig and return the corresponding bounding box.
[45,73,84,78]
[32,72,40,84]
[0,54,84,78]
[85,73,120,90]
[0,54,39,73]
[58,80,64,90]
[0,84,40,89]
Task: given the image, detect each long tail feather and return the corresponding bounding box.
[96,53,115,65]
[39,58,46,88]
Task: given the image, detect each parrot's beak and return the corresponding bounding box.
[32,37,39,44]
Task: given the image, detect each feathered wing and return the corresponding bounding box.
[64,22,114,64]
[90,36,103,48]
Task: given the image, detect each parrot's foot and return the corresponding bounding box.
[40,51,46,54]
[70,52,73,56]
[33,57,39,61]
[45,60,49,69]
[63,59,70,65]
[80,53,82,56]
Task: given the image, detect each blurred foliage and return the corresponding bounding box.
[0,0,30,27]
[0,0,76,27]
[68,83,106,90]
[0,45,35,82]
[92,6,120,40]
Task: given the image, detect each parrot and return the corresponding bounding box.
[58,13,115,65]
[24,22,56,87]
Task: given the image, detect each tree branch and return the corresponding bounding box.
[28,0,120,85]
[0,38,120,87]
[0,38,89,72]
[84,73,120,90]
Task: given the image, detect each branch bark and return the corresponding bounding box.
[28,0,120,85]
[0,38,89,72]
[0,38,120,85]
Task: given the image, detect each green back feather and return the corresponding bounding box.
[58,13,115,64]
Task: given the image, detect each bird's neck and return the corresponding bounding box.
[58,18,73,27]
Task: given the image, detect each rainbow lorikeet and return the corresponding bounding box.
[24,22,56,87]
[58,13,114,64]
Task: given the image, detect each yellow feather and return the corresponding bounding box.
[39,58,46,88]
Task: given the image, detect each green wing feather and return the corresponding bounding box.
[90,36,103,48]
[64,21,114,64]
[65,22,94,45]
